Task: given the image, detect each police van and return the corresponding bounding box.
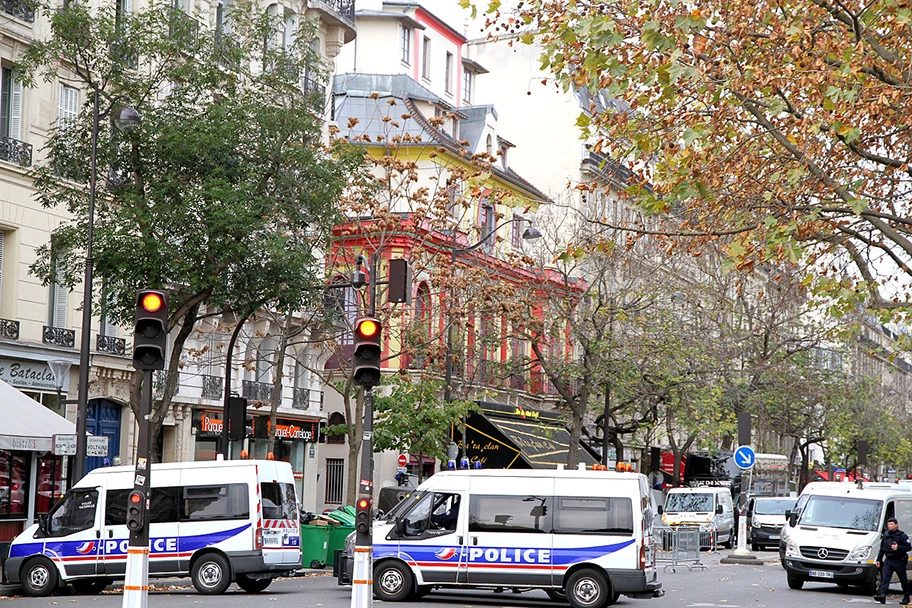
[342,468,663,608]
[3,460,301,597]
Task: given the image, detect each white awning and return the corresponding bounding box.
[0,378,75,452]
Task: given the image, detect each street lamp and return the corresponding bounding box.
[48,359,72,413]
[74,91,142,481]
[443,219,541,404]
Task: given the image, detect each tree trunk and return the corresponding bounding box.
[267,314,293,456]
[611,432,624,468]
[566,403,584,469]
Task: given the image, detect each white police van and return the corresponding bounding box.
[343,468,663,608]
[3,460,301,596]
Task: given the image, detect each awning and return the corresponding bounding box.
[458,402,598,469]
[0,378,75,452]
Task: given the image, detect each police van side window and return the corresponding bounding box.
[469,495,552,533]
[183,484,249,521]
[554,497,633,535]
[105,487,183,525]
[47,489,98,536]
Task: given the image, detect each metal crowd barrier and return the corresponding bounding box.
[654,526,709,572]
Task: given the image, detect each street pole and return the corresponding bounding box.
[74,87,101,482]
[122,369,153,608]
[220,308,257,459]
[351,254,378,608]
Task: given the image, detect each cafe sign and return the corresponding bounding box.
[0,358,69,391]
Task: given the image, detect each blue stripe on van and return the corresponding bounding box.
[375,539,634,568]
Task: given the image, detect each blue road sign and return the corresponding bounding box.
[734,445,756,470]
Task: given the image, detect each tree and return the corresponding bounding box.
[20,0,362,457]
[372,375,478,483]
[474,0,912,315]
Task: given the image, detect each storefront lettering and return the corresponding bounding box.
[11,437,38,450]
[0,359,67,391]
[509,407,540,420]
[201,415,223,434]
[274,424,313,441]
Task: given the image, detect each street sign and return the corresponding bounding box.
[734,445,756,470]
[87,435,109,457]
[397,454,408,468]
[53,434,77,456]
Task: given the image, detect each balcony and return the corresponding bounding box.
[214,31,241,70]
[242,380,274,403]
[2,0,35,22]
[293,387,322,410]
[153,370,179,398]
[96,335,126,355]
[43,326,75,348]
[303,74,326,114]
[169,8,200,49]
[202,375,223,400]
[0,136,33,167]
[0,319,19,340]
[311,0,355,31]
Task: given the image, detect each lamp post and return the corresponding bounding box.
[73,91,142,481]
[48,359,72,413]
[443,219,541,404]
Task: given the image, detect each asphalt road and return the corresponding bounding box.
[0,550,900,607]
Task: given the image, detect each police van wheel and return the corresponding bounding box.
[71,579,109,595]
[21,558,58,597]
[192,553,232,595]
[235,574,272,593]
[373,561,413,602]
[546,588,569,603]
[566,568,613,608]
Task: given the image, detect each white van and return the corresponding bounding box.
[343,468,663,607]
[3,460,301,597]
[745,496,795,551]
[659,486,735,548]
[782,482,912,593]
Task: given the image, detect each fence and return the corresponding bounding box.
[654,526,709,572]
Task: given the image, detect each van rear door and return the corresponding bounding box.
[260,479,300,566]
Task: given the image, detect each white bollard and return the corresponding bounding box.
[121,546,150,608]
[350,546,373,608]
[732,511,751,556]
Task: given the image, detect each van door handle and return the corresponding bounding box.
[458,536,463,545]
[96,530,101,539]
[108,529,114,538]
[472,536,478,546]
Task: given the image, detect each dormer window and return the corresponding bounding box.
[500,145,508,168]
[485,134,493,156]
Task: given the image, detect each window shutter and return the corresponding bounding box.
[52,258,67,328]
[9,77,22,140]
[121,0,132,13]
[0,231,5,298]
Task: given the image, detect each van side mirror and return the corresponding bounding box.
[784,510,791,521]
[716,504,723,515]
[37,513,48,533]
[789,512,798,527]
[657,505,663,515]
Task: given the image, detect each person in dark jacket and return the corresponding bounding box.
[875,517,911,604]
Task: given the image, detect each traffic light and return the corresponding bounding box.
[352,317,382,387]
[133,290,168,370]
[126,490,145,532]
[355,497,372,534]
[227,396,248,441]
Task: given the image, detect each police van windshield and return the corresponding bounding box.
[384,491,423,520]
[799,495,882,531]
[664,493,713,512]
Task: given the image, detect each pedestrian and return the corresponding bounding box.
[875,517,911,604]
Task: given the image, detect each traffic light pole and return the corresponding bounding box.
[351,385,374,608]
[122,369,153,608]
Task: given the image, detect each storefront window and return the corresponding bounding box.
[36,453,65,515]
[0,450,30,518]
[194,439,219,461]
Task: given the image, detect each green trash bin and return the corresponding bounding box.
[328,524,354,564]
[300,524,331,569]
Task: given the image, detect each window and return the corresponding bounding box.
[46,489,98,536]
[106,487,180,525]
[215,0,232,35]
[0,67,23,143]
[48,253,68,328]
[400,492,460,536]
[183,483,249,521]
[553,496,633,535]
[422,36,431,80]
[326,412,345,444]
[485,134,493,156]
[100,284,118,337]
[469,495,551,533]
[0,450,28,518]
[445,52,453,94]
[400,24,411,64]
[325,458,344,504]
[261,482,298,520]
[479,200,495,252]
[57,84,78,129]
[462,69,473,104]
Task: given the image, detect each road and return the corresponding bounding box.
[0,551,899,607]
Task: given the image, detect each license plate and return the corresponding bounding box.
[769,535,779,540]
[809,570,834,579]
[263,535,282,547]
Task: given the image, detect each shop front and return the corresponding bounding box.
[191,409,320,510]
[0,378,73,549]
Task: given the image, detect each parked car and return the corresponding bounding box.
[745,496,795,551]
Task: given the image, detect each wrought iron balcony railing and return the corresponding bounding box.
[96,335,126,355]
[202,375,223,400]
[303,75,326,113]
[214,31,241,69]
[242,379,274,403]
[153,369,179,398]
[293,387,322,410]
[169,8,200,49]
[43,326,75,348]
[0,319,19,340]
[0,136,33,167]
[313,0,354,24]
[2,0,35,22]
